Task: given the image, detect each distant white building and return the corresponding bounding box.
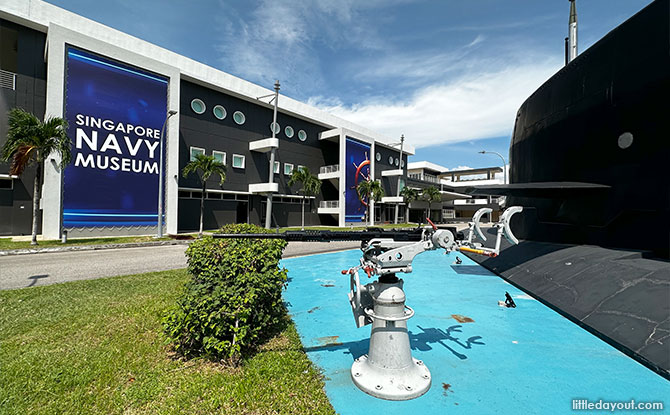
[405,162,505,222]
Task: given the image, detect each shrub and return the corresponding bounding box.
[162,223,288,362]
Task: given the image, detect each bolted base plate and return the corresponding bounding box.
[351,355,431,401]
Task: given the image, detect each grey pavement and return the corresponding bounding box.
[0,241,359,291]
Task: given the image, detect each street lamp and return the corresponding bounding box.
[394,134,405,224]
[257,80,281,229]
[478,150,507,184]
[157,109,178,238]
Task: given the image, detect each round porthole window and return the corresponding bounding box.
[191,99,206,114]
[394,158,399,167]
[213,105,226,120]
[269,122,280,134]
[376,152,381,162]
[298,130,307,141]
[233,111,246,125]
[285,126,294,138]
[388,156,394,164]
[618,132,633,149]
[401,160,405,168]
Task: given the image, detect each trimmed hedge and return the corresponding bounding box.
[163,224,288,361]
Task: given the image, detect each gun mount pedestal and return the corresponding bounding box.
[351,274,431,400]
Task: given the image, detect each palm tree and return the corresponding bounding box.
[422,186,442,223]
[400,186,419,223]
[356,179,385,226]
[287,166,321,230]
[182,153,226,237]
[1,108,71,245]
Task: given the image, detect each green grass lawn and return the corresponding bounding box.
[0,270,334,415]
[0,235,177,251]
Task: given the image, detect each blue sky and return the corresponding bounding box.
[45,0,653,170]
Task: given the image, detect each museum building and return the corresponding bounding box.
[0,0,412,238]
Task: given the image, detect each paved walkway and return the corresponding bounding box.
[0,241,359,291]
[0,225,474,291]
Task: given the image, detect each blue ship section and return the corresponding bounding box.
[282,249,669,414]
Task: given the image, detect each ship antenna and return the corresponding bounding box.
[567,0,578,63]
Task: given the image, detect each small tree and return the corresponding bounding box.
[356,179,385,226]
[1,108,71,245]
[400,186,419,223]
[287,166,321,230]
[182,153,226,237]
[422,186,441,223]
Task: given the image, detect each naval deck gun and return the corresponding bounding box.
[213,206,523,400]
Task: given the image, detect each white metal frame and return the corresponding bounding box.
[212,150,226,165]
[189,146,205,161]
[232,154,245,169]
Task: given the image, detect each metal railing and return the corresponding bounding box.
[319,164,339,174]
[0,69,16,90]
[408,173,440,184]
[319,200,339,209]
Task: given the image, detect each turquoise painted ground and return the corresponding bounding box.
[282,249,669,415]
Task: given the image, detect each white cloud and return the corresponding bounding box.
[309,58,561,149]
[465,34,486,48]
[214,0,405,90]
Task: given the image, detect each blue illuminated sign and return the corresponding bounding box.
[63,47,168,228]
[345,137,371,222]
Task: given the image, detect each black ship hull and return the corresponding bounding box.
[465,0,670,379]
[508,0,670,258]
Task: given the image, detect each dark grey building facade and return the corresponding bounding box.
[0,1,414,238]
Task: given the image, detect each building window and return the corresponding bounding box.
[190,146,205,161]
[388,156,394,164]
[191,99,206,114]
[298,130,307,141]
[285,126,294,138]
[274,161,280,174]
[384,205,395,222]
[374,204,382,223]
[297,165,306,173]
[284,163,294,175]
[401,160,405,168]
[424,173,438,183]
[270,122,280,135]
[0,27,18,73]
[395,158,399,167]
[213,105,226,120]
[233,111,246,125]
[232,154,245,168]
[0,178,13,190]
[212,150,226,165]
[376,152,381,162]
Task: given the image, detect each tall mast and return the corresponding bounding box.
[568,0,578,63]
